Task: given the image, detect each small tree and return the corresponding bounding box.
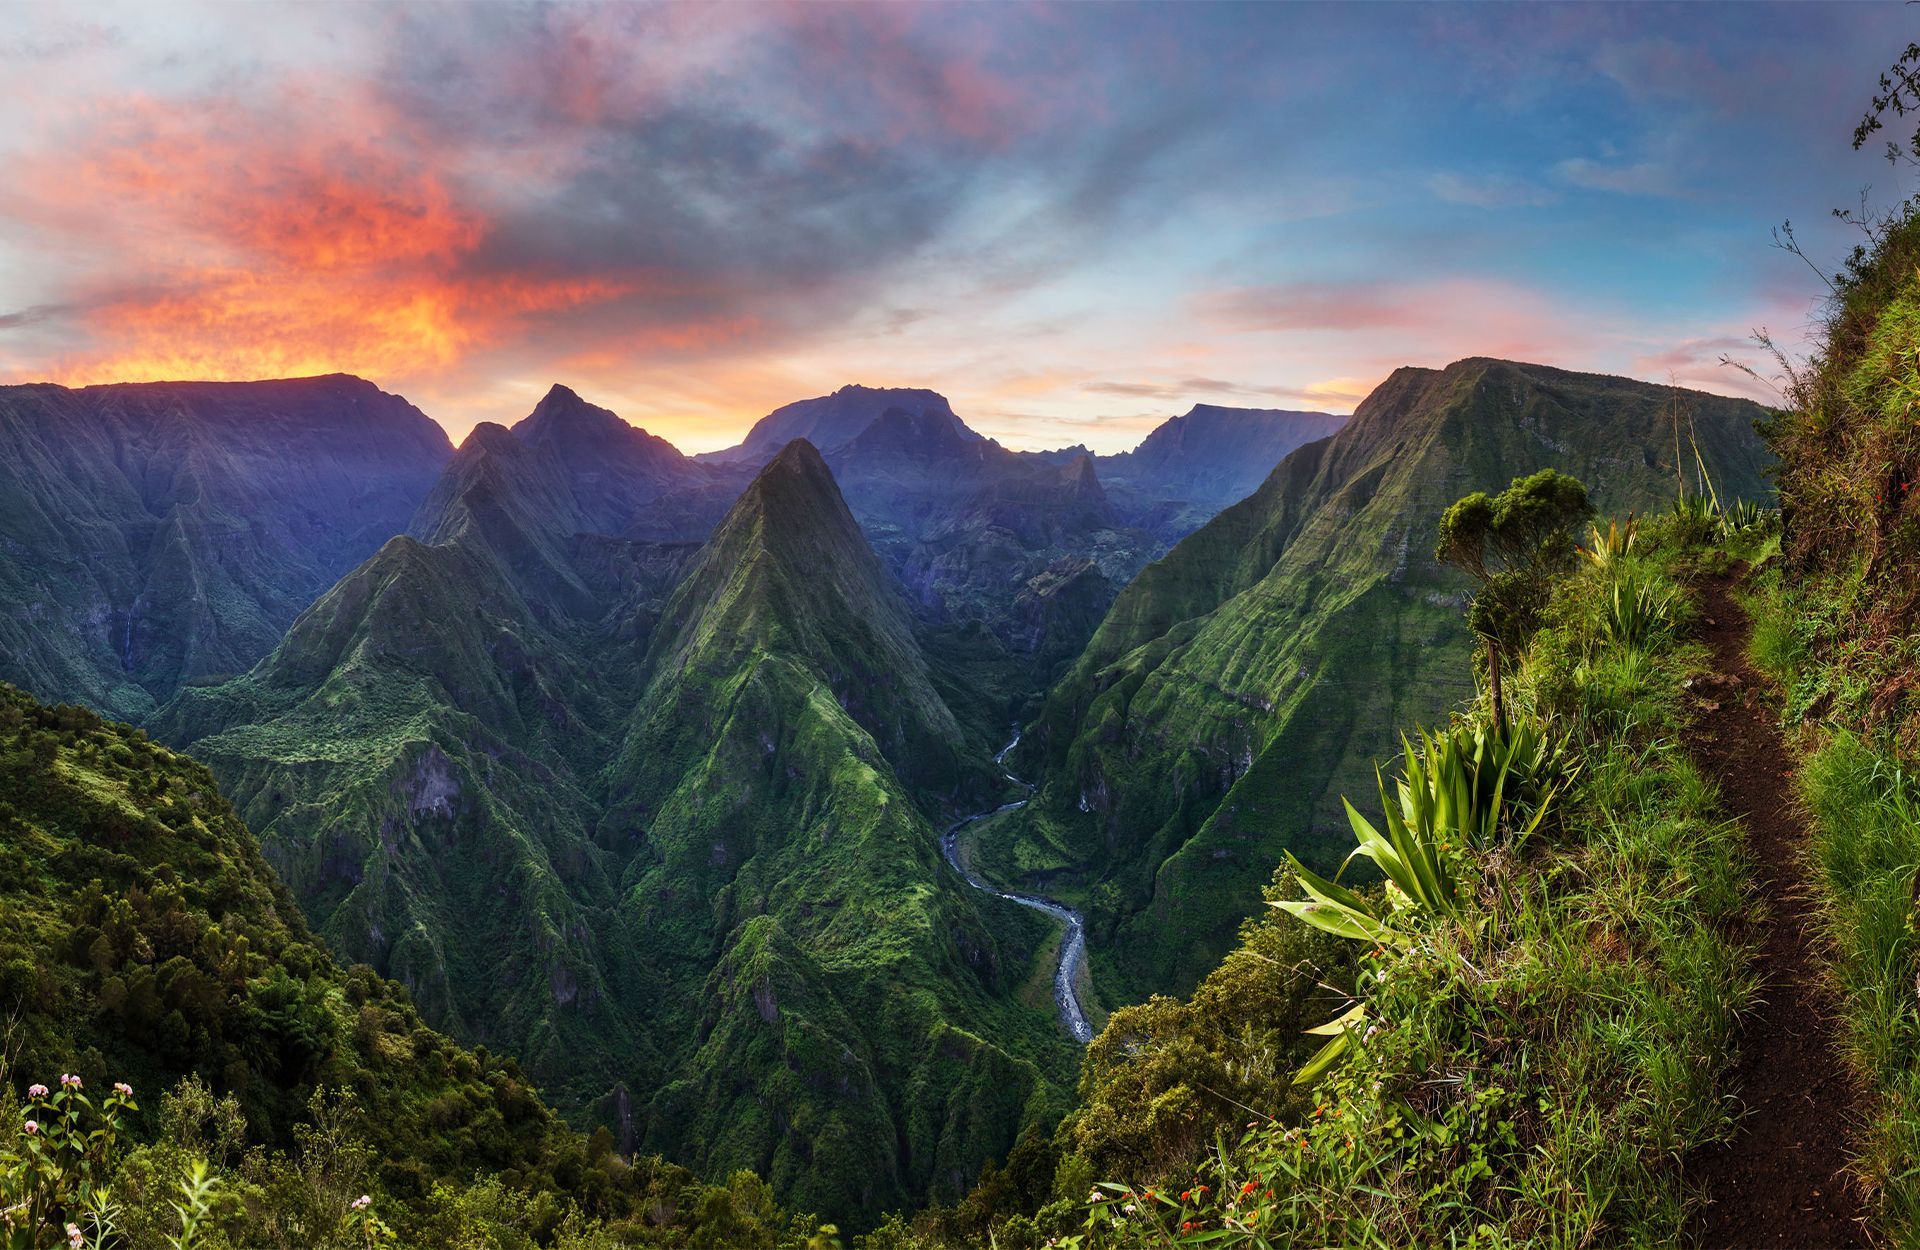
[1435,469,1593,726]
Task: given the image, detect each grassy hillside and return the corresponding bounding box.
[0,681,831,1248]
[1008,359,1773,1003]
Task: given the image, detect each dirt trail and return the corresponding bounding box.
[1689,576,1868,1248]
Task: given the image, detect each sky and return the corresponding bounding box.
[0,1,1913,453]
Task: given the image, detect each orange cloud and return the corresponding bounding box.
[3,85,648,389]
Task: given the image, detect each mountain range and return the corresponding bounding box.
[0,359,1771,1225]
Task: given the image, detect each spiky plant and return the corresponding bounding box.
[1602,576,1678,649]
[1274,719,1562,1084]
[1579,516,1638,571]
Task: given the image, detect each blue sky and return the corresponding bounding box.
[0,1,1911,450]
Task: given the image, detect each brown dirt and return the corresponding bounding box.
[1688,574,1869,1249]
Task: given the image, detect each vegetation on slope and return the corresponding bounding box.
[1006,359,1773,1008]
[1738,174,1920,1241]
[877,507,1762,1248]
[603,441,1073,1225]
[0,681,832,1248]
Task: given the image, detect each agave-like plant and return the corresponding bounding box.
[1719,497,1765,536]
[1420,718,1568,851]
[1602,576,1677,648]
[1579,515,1638,571]
[1275,719,1564,1083]
[1669,491,1718,527]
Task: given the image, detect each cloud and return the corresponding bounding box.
[1260,377,1377,409]
[1429,172,1557,209]
[1084,376,1284,400]
[0,305,65,331]
[1191,277,1571,345]
[1631,335,1781,403]
[1553,156,1683,198]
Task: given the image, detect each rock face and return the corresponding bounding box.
[1011,358,1775,999]
[0,375,453,717]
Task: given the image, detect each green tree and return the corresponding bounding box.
[1435,469,1592,725]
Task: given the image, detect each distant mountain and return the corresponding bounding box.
[0,375,452,718]
[689,392,1348,710]
[698,384,981,467]
[1094,404,1347,517]
[510,383,712,534]
[998,359,1775,998]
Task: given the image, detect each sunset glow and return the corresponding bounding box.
[0,2,1909,450]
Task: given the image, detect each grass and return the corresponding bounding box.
[1745,561,1920,1242]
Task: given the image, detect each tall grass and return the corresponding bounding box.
[1791,736,1920,1239]
[1746,567,1920,1239]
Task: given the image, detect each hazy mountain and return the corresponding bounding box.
[1094,403,1348,523]
[0,375,451,718]
[698,383,981,467]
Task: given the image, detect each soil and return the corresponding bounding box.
[1688,574,1870,1248]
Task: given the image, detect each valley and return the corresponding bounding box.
[0,372,1358,1226]
[0,358,1779,1233]
[938,733,1093,1044]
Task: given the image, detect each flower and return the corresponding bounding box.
[112,1082,132,1097]
[23,1120,37,1135]
[26,1085,46,1099]
[350,1195,372,1211]
[66,1223,84,1249]
[59,1074,81,1089]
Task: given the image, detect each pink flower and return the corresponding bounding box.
[26,1085,46,1099]
[22,1120,37,1135]
[59,1074,81,1089]
[66,1223,83,1249]
[350,1195,371,1211]
[112,1083,132,1098]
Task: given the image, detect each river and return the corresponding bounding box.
[939,733,1095,1044]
